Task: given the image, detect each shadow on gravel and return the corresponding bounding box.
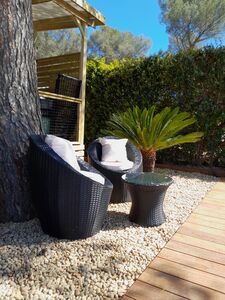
[0,218,55,246]
[102,210,139,232]
[0,219,59,283]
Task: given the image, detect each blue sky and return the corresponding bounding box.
[87,0,169,54]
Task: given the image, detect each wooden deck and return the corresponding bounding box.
[122,182,225,300]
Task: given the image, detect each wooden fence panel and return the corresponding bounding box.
[37,53,80,92]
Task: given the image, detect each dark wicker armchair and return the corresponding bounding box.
[87,137,143,203]
[55,74,82,98]
[29,135,113,240]
[51,74,82,140]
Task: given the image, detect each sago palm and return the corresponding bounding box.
[104,106,204,172]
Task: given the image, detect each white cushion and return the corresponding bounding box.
[45,135,80,171]
[100,160,133,171]
[99,138,128,162]
[80,171,105,185]
[45,135,105,184]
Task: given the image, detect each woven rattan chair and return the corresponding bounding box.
[29,135,113,240]
[55,74,82,98]
[87,136,143,203]
[51,74,82,140]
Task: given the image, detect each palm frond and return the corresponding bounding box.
[156,132,204,150]
[103,105,204,152]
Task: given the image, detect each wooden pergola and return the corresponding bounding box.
[32,0,105,157]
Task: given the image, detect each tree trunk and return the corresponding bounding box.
[141,149,156,172]
[0,0,42,222]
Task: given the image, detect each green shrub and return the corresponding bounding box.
[85,47,225,167]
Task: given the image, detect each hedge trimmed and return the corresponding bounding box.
[85,47,225,167]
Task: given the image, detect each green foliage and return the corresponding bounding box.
[85,47,225,168]
[88,26,151,62]
[34,26,151,61]
[34,29,81,59]
[104,106,203,151]
[159,0,225,51]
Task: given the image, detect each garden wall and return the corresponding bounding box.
[85,47,225,168]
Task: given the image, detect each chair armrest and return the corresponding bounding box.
[78,159,113,188]
[127,143,143,172]
[78,158,100,173]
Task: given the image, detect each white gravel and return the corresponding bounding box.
[0,170,218,300]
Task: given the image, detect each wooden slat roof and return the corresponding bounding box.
[32,0,105,31]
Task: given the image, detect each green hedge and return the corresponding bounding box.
[85,47,225,167]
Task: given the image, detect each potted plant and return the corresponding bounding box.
[104,106,203,172]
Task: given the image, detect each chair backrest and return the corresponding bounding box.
[55,74,82,98]
[89,136,131,162]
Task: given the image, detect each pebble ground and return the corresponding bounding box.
[0,170,218,300]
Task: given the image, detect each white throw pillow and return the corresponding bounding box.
[99,138,128,162]
[80,171,105,185]
[45,135,105,184]
[45,135,80,171]
[100,160,133,171]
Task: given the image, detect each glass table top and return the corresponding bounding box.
[122,172,173,187]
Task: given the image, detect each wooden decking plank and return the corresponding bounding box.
[138,268,225,300]
[203,196,225,204]
[187,213,225,230]
[199,200,225,210]
[158,248,225,278]
[203,200,225,208]
[165,240,225,265]
[212,188,225,193]
[184,219,225,232]
[204,191,225,201]
[121,296,134,300]
[172,233,225,254]
[150,257,225,294]
[125,280,186,300]
[213,182,225,191]
[194,206,225,219]
[192,213,225,225]
[178,222,225,245]
[123,182,225,299]
[189,213,225,225]
[197,202,225,212]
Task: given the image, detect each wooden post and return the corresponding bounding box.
[78,20,87,145]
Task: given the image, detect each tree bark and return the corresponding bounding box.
[0,0,42,222]
[141,149,156,172]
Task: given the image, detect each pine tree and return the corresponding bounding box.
[0,0,42,221]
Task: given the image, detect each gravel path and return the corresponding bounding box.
[0,170,218,300]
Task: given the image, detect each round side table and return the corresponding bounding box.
[122,172,173,227]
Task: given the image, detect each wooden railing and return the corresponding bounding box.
[37,53,85,157]
[37,52,81,92]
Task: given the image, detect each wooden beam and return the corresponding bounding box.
[34,16,74,26]
[38,91,82,104]
[34,22,75,31]
[75,17,84,38]
[37,72,79,81]
[37,65,79,75]
[33,16,76,31]
[36,52,80,66]
[53,0,95,27]
[78,21,87,145]
[32,0,51,4]
[72,0,105,26]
